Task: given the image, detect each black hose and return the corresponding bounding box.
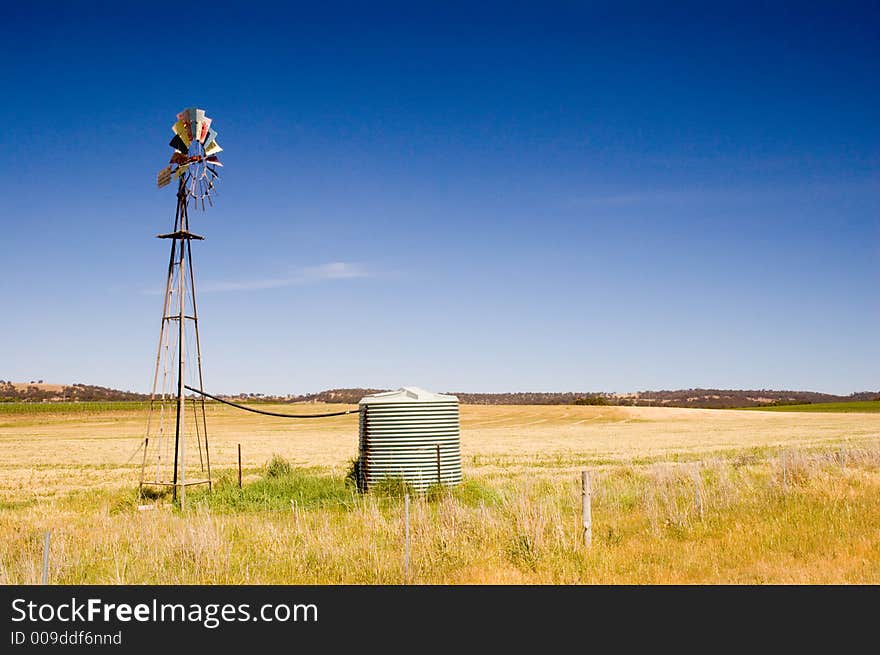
[184,385,360,418]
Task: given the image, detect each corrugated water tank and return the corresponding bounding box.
[357,387,462,492]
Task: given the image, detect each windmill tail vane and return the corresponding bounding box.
[157,107,223,210]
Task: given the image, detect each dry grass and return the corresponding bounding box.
[0,404,879,583]
[9,383,66,393]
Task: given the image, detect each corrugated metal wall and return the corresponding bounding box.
[358,398,462,492]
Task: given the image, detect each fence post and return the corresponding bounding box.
[138,437,149,501]
[41,530,50,585]
[581,471,592,548]
[692,464,704,520]
[436,444,441,486]
[404,493,411,583]
[237,444,242,489]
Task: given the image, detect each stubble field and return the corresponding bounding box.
[1,402,878,583]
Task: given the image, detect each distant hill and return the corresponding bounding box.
[291,388,386,404]
[288,387,880,409]
[2,380,876,409]
[606,388,879,409]
[0,381,148,402]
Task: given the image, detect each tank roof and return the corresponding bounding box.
[359,387,458,405]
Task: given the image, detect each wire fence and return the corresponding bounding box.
[23,440,880,584]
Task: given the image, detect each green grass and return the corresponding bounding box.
[747,400,880,413]
[188,463,357,513]
[0,401,150,414]
[428,478,504,507]
[183,456,503,514]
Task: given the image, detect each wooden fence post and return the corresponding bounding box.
[436,444,441,486]
[237,444,242,489]
[138,437,149,501]
[582,471,592,548]
[41,530,50,585]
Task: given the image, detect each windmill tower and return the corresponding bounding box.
[139,107,223,506]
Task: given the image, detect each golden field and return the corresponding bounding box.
[1,402,879,584]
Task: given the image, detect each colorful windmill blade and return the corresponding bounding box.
[193,109,207,143]
[186,108,200,139]
[198,117,212,143]
[169,134,188,154]
[159,107,223,207]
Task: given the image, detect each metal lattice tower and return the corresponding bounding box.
[139,107,222,505]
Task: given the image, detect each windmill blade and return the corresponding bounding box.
[206,155,223,167]
[177,107,196,142]
[169,134,188,154]
[186,108,199,140]
[157,166,172,188]
[198,117,212,142]
[204,139,222,156]
[194,109,207,143]
[172,121,191,147]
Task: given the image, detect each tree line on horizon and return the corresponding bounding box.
[1,380,876,409]
[286,387,879,409]
[0,382,146,403]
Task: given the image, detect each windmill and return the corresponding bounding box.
[139,107,223,506]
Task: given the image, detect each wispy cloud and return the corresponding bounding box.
[302,262,370,281]
[202,262,373,293]
[144,262,374,294]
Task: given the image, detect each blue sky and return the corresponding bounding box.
[0,2,877,395]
